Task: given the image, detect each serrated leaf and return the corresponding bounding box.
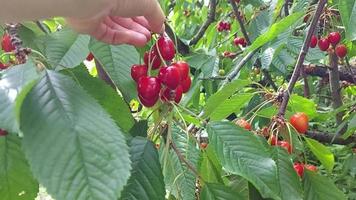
[200,183,245,200]
[44,29,90,69]
[198,147,223,184]
[64,66,135,132]
[305,138,335,173]
[207,121,281,200]
[303,170,346,200]
[120,137,165,200]
[0,135,39,199]
[288,94,317,120]
[20,70,131,200]
[339,0,356,41]
[89,39,138,101]
[0,61,40,133]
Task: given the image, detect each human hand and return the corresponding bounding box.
[67,0,165,46]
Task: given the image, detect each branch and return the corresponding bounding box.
[228,0,251,45]
[189,0,217,46]
[301,66,310,98]
[277,0,327,117]
[165,23,190,56]
[306,131,356,145]
[304,64,356,83]
[284,0,290,16]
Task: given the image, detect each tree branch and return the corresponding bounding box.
[228,0,251,45]
[306,131,356,145]
[301,66,310,98]
[277,0,327,117]
[284,0,290,16]
[165,23,190,56]
[304,64,356,83]
[189,0,217,46]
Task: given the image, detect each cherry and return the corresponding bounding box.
[86,53,94,61]
[270,135,278,146]
[318,38,330,51]
[174,86,183,103]
[137,76,161,100]
[131,64,148,82]
[144,50,161,69]
[310,35,318,48]
[200,142,208,149]
[139,94,158,108]
[305,164,317,172]
[235,119,252,131]
[1,34,15,52]
[173,61,190,81]
[238,38,247,47]
[327,32,341,46]
[233,37,240,46]
[217,26,224,32]
[0,62,8,70]
[218,21,226,30]
[293,163,304,177]
[0,129,8,136]
[277,141,292,154]
[161,85,183,103]
[181,76,192,93]
[156,36,176,61]
[225,22,231,31]
[218,69,225,76]
[290,112,309,134]
[158,66,181,90]
[335,44,347,58]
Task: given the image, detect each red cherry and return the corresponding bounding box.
[218,21,226,29]
[158,66,181,90]
[200,142,208,149]
[86,53,94,61]
[239,38,247,47]
[1,34,15,52]
[290,112,309,134]
[0,129,8,136]
[217,26,224,32]
[236,119,252,131]
[173,61,190,81]
[233,38,240,46]
[305,164,318,172]
[293,163,304,177]
[131,64,148,82]
[335,44,347,58]
[137,76,161,100]
[0,62,8,70]
[327,32,341,46]
[139,94,158,108]
[181,76,191,93]
[277,141,292,154]
[144,51,161,69]
[156,37,176,61]
[270,135,278,146]
[225,22,231,31]
[310,35,318,48]
[161,85,183,103]
[318,38,330,51]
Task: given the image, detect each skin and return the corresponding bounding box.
[0,0,165,46]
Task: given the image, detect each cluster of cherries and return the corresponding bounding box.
[310,31,348,58]
[217,21,231,32]
[233,36,247,47]
[0,33,15,70]
[131,36,191,107]
[293,163,317,177]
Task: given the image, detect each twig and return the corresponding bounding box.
[301,66,310,98]
[165,23,190,56]
[304,64,356,83]
[189,0,217,46]
[228,0,251,45]
[328,49,343,125]
[284,0,290,16]
[277,0,327,117]
[306,131,356,145]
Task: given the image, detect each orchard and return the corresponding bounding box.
[0,0,356,200]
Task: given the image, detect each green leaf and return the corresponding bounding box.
[20,70,131,200]
[198,147,223,184]
[272,148,303,200]
[44,29,90,69]
[247,12,303,53]
[200,183,244,200]
[120,137,165,200]
[0,135,39,199]
[339,0,356,41]
[64,66,135,132]
[304,138,335,173]
[210,93,253,121]
[203,79,250,118]
[89,39,138,101]
[303,170,346,200]
[288,94,317,120]
[0,61,41,133]
[207,121,281,200]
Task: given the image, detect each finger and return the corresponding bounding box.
[143,1,165,33]
[110,16,151,41]
[132,16,150,29]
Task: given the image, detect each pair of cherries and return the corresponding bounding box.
[131,36,191,107]
[217,21,231,32]
[233,37,247,47]
[310,32,348,58]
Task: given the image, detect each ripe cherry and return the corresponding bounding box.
[310,35,318,48]
[278,141,292,154]
[144,51,161,69]
[293,163,304,177]
[335,44,347,58]
[217,26,224,32]
[161,85,183,103]
[0,62,8,70]
[139,94,158,108]
[131,64,148,82]
[137,76,161,100]
[225,22,231,31]
[270,135,278,146]
[173,61,190,81]
[318,38,330,51]
[233,37,240,46]
[86,53,94,61]
[238,38,247,47]
[327,32,341,46]
[236,119,252,131]
[290,112,309,134]
[200,142,208,149]
[0,129,8,136]
[223,51,231,58]
[181,76,192,93]
[1,34,15,52]
[156,36,176,61]
[305,164,318,172]
[158,66,181,90]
